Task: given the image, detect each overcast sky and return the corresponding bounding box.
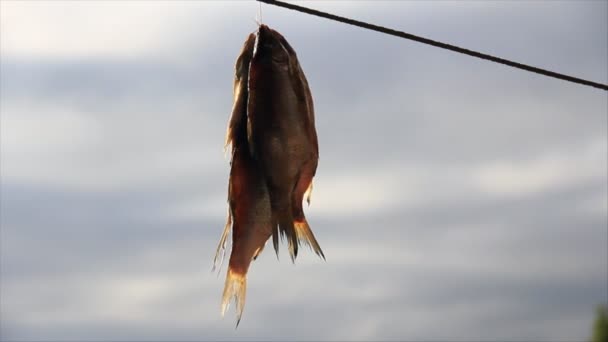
[1,1,607,341]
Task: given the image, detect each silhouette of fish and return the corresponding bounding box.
[247,25,323,261]
[214,25,324,326]
[214,33,272,326]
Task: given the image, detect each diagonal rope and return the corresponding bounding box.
[258,0,608,91]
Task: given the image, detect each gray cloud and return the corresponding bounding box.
[1,1,606,341]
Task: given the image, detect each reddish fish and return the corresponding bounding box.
[247,25,324,260]
[214,25,324,325]
[214,33,272,326]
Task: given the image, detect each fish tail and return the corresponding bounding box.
[275,209,299,262]
[294,219,325,260]
[221,267,247,327]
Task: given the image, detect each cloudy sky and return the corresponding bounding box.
[1,0,606,341]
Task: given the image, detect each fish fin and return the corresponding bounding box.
[277,209,299,262]
[272,220,280,259]
[304,181,313,206]
[252,243,265,261]
[294,219,325,260]
[221,268,247,327]
[213,209,232,273]
[225,79,246,154]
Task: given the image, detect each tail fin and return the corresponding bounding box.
[221,268,247,327]
[295,219,325,260]
[275,209,299,262]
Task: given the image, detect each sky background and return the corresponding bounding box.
[1,0,607,341]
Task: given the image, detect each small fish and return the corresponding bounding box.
[214,33,272,326]
[214,25,324,326]
[247,25,324,261]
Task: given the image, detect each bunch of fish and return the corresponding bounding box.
[213,25,324,326]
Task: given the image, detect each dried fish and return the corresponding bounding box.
[247,25,323,260]
[214,25,324,326]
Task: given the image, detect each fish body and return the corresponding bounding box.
[247,25,323,260]
[220,132,272,326]
[215,33,272,325]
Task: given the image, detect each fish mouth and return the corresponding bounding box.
[252,24,289,64]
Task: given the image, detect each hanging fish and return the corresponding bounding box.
[214,33,272,326]
[247,25,324,261]
[214,24,324,326]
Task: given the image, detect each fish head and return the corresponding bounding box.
[225,33,256,151]
[252,24,293,70]
[235,33,256,80]
[247,24,317,154]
